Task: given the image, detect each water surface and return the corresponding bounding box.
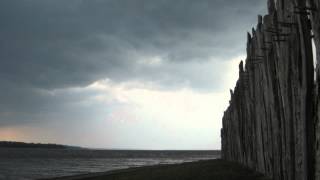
[0,148,219,180]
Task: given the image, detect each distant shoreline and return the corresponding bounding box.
[0,141,221,152]
[0,141,69,149]
[44,159,270,180]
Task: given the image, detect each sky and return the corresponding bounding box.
[0,0,266,150]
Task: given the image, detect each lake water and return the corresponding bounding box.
[0,148,219,180]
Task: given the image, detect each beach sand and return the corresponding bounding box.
[46,159,271,180]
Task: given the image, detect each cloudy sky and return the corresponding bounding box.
[0,0,266,150]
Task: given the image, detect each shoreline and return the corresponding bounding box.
[43,159,271,180]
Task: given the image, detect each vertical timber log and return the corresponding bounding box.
[307,0,320,179]
[221,0,317,180]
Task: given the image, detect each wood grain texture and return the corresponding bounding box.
[221,0,318,179]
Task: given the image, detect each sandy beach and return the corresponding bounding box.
[46,159,271,180]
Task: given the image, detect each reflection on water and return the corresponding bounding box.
[0,148,219,180]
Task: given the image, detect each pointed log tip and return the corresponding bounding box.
[267,0,276,14]
[247,32,252,42]
[230,89,234,97]
[258,15,263,24]
[252,28,256,36]
[239,60,244,73]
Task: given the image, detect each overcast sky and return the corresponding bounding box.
[0,0,266,149]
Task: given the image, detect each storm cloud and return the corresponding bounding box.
[0,0,265,89]
[0,0,266,148]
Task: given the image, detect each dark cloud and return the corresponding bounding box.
[0,0,266,126]
[0,0,266,89]
[0,79,101,126]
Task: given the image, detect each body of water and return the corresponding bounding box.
[0,148,219,180]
